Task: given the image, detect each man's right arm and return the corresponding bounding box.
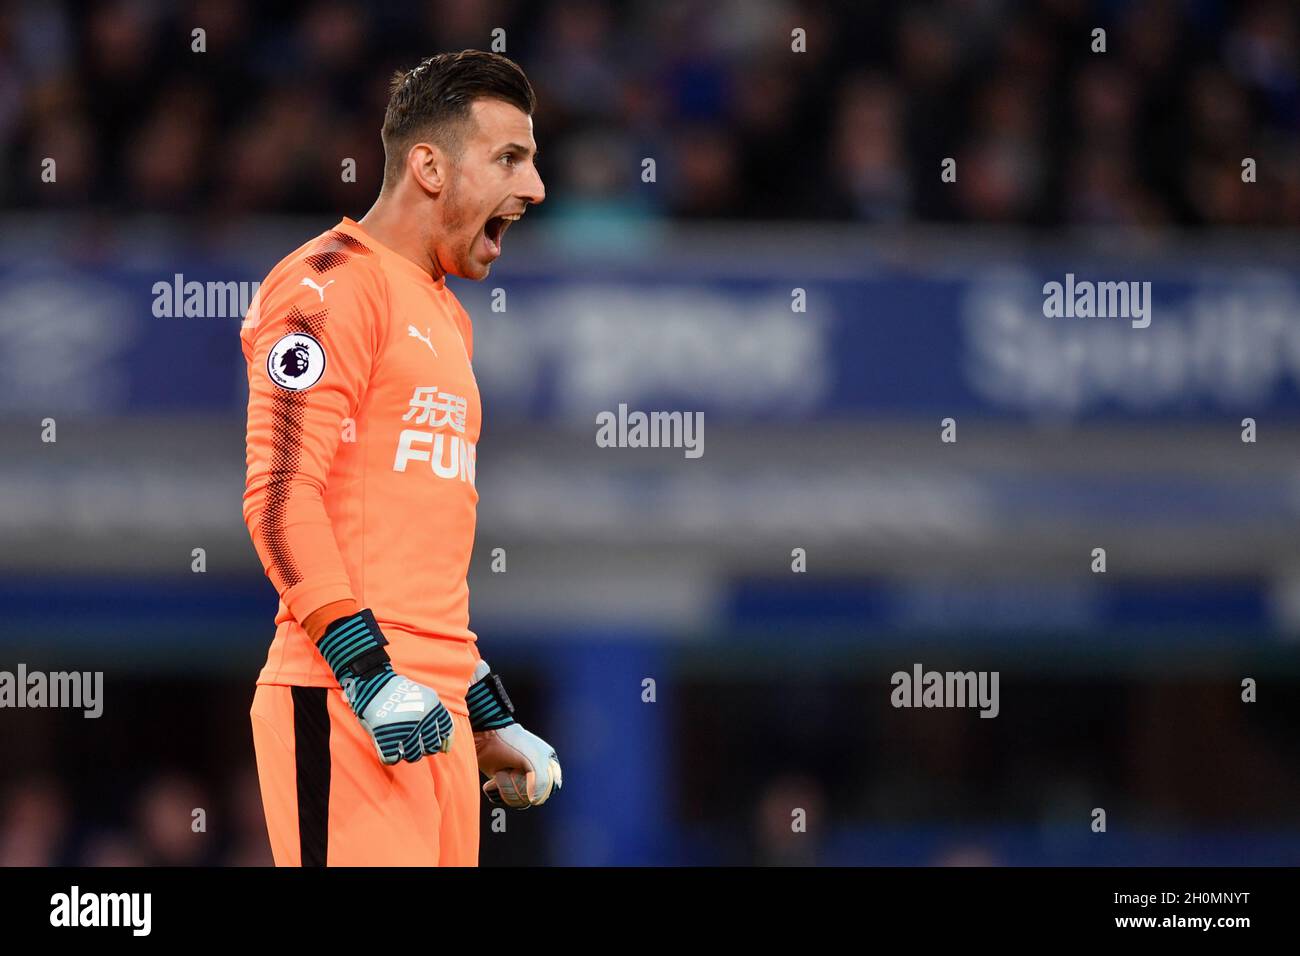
[241,264,381,627]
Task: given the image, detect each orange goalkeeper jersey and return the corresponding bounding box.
[242,218,481,715]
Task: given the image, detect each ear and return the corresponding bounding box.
[406,142,448,196]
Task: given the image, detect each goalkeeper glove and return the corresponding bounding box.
[317,608,454,765]
[467,660,562,808]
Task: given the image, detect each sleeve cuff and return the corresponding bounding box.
[283,579,357,633]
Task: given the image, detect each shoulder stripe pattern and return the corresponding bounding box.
[305,230,371,274]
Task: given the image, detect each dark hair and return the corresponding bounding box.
[381,50,537,186]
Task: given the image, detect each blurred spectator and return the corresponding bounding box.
[134,771,215,866]
[829,72,910,221]
[754,774,825,866]
[0,776,70,866]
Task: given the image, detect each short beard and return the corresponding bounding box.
[436,167,479,276]
[441,166,466,231]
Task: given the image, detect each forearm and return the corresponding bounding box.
[243,477,357,629]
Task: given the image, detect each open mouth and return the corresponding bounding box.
[482,212,522,258]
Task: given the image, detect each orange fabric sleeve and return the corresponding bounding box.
[241,259,386,631]
[302,598,362,643]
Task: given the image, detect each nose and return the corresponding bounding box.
[522,161,545,206]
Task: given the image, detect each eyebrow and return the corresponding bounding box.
[499,142,538,159]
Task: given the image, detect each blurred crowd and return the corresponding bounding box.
[0,0,1297,226]
[0,770,272,866]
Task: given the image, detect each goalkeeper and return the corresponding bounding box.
[242,51,558,866]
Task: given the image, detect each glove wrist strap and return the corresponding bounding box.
[467,671,516,731]
[317,608,392,681]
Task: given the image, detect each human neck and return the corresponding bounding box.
[357,190,444,281]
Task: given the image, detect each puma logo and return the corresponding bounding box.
[300,277,335,301]
[408,325,437,356]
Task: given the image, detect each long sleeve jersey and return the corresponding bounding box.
[241,218,482,714]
